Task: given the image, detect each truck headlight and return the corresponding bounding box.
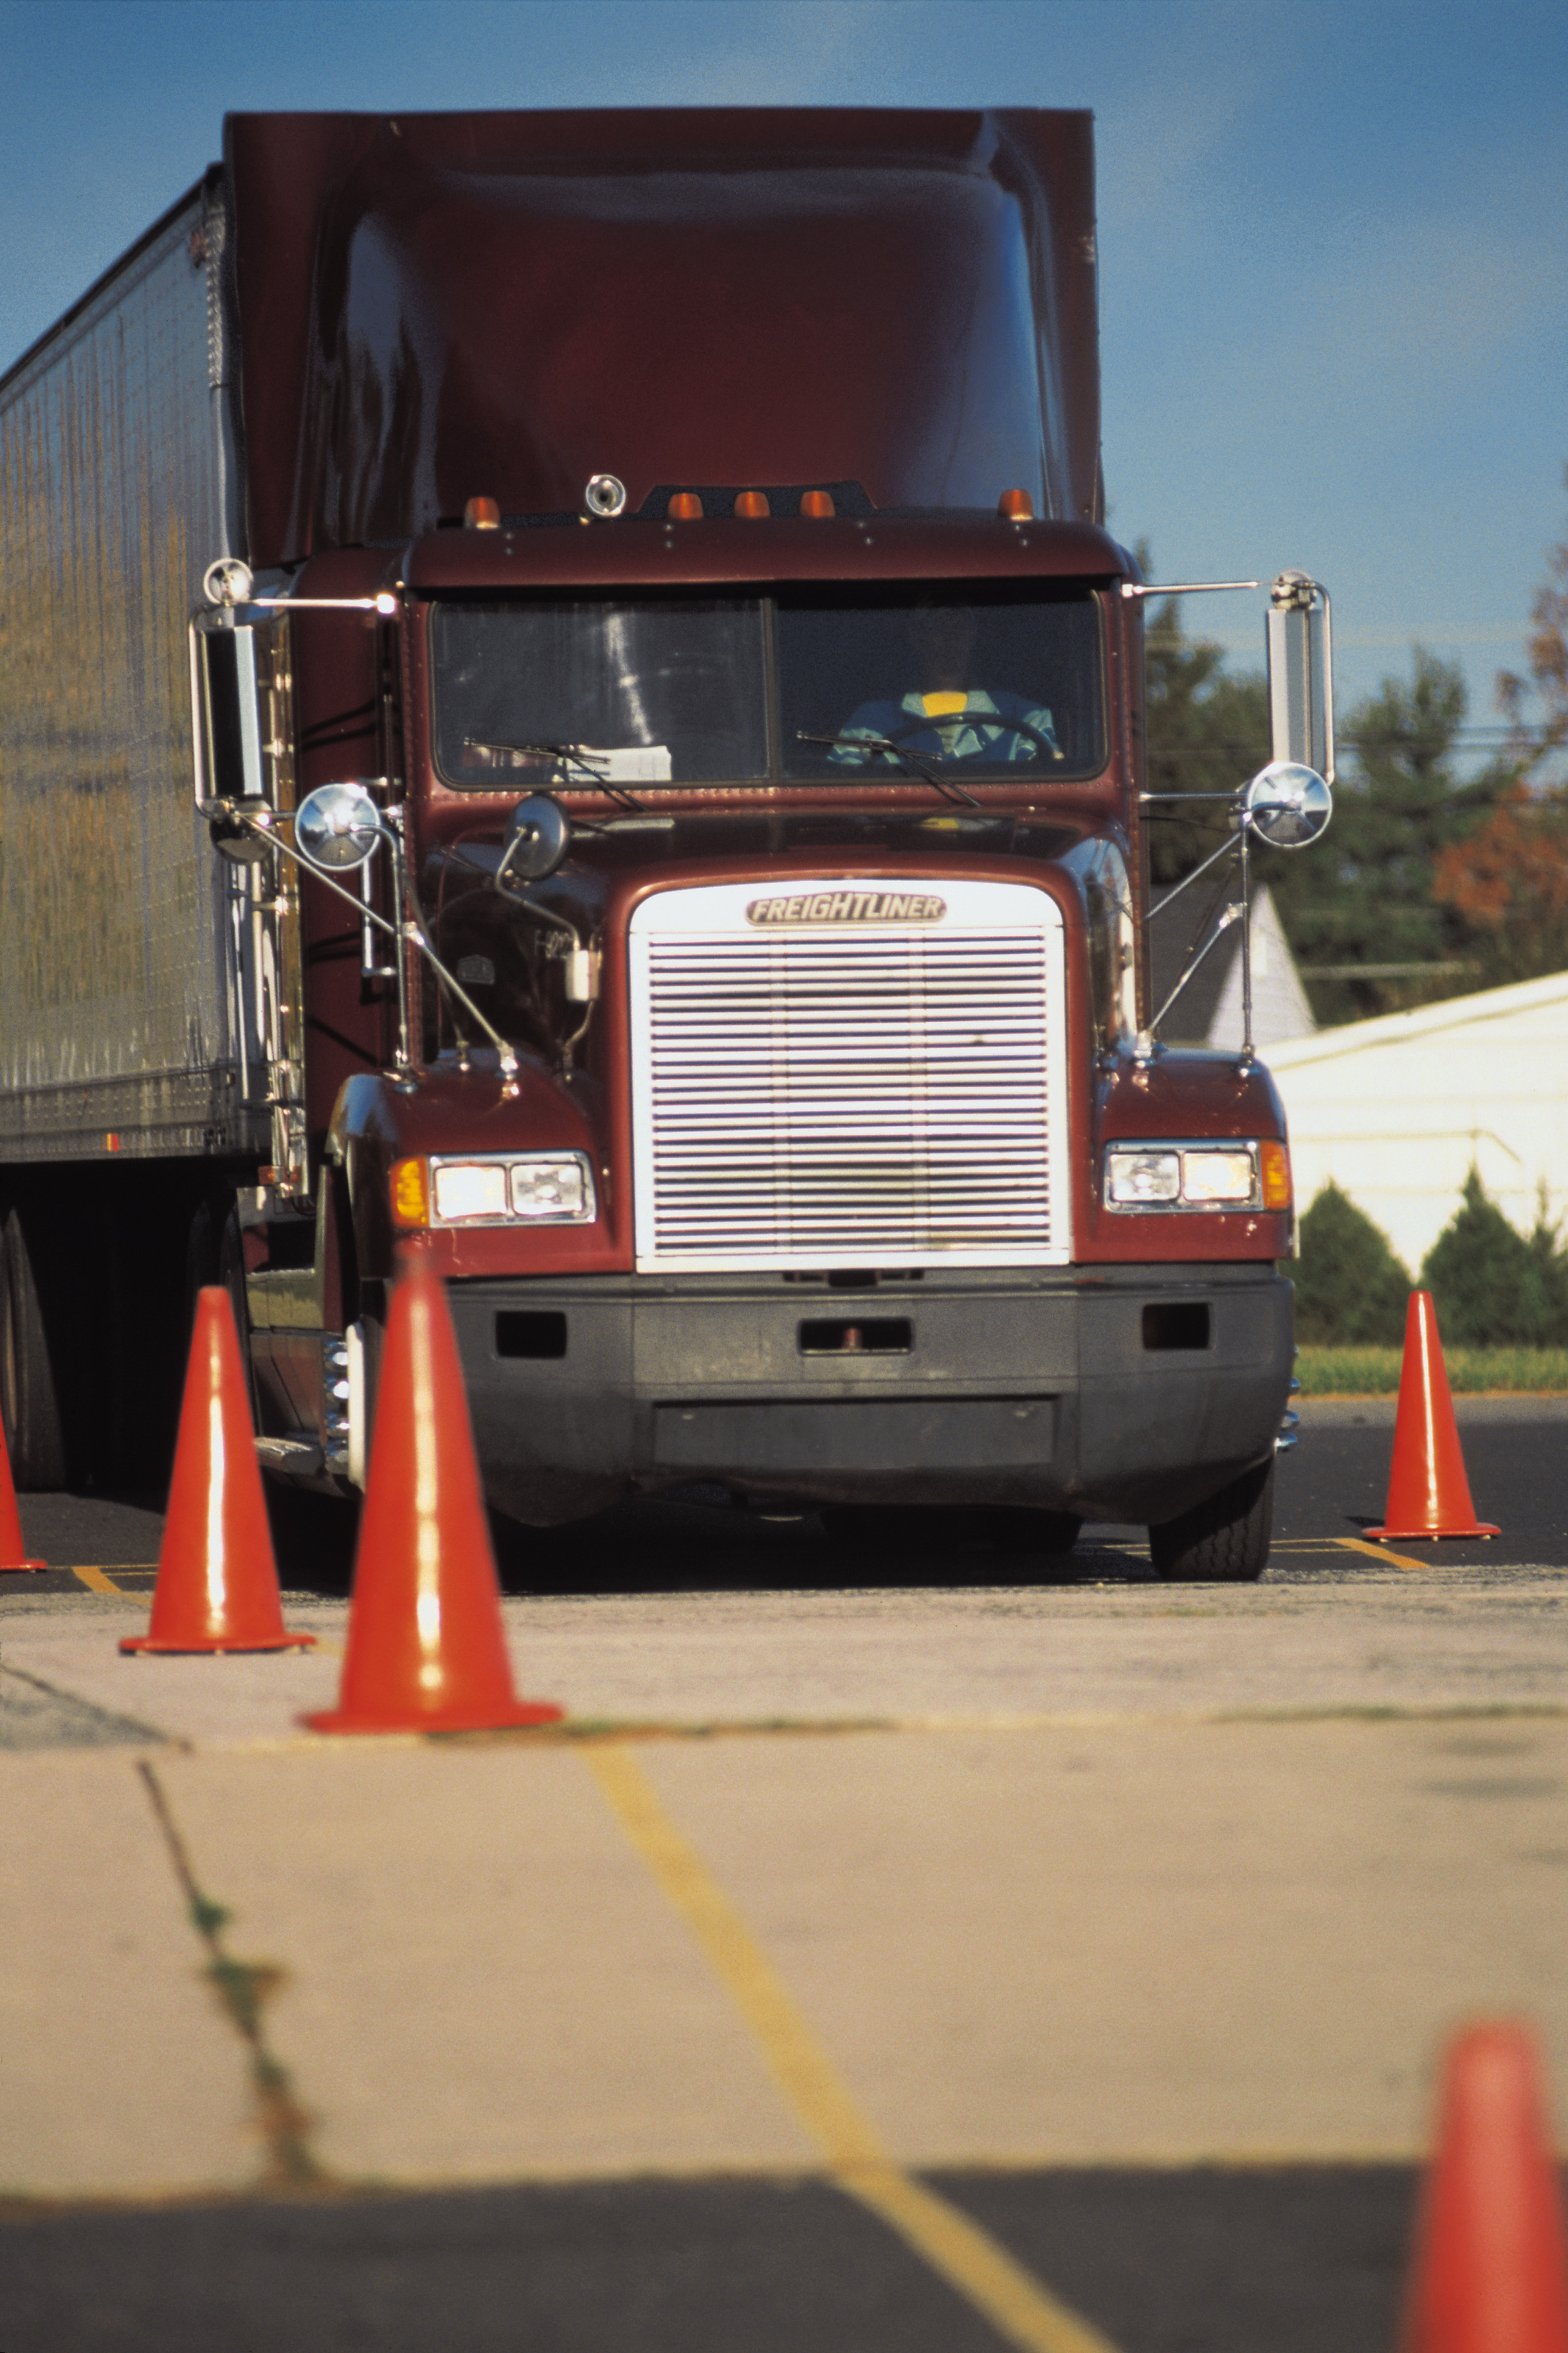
[1180,1150,1255,1204]
[432,1160,509,1223]
[509,1157,591,1219]
[1104,1140,1291,1212]
[396,1151,599,1228]
[1106,1148,1181,1204]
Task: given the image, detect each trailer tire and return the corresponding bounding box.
[1148,1458,1273,1582]
[0,1209,68,1491]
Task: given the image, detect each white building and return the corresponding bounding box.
[1265,969,1568,1275]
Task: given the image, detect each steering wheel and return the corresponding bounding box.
[884,711,1059,763]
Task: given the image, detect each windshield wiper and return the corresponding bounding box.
[794,731,980,808]
[462,738,646,810]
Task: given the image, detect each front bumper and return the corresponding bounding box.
[442,1263,1294,1526]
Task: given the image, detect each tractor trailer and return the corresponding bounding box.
[0,109,1333,1575]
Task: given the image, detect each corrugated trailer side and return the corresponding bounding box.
[0,171,268,1487]
[0,169,259,1162]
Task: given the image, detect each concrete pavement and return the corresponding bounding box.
[3,1567,1566,2206]
[3,1425,1567,2352]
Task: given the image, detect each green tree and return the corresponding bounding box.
[1419,1169,1559,1347]
[1291,1181,1409,1345]
[1263,650,1503,1023]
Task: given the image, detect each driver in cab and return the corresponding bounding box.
[829,604,1064,769]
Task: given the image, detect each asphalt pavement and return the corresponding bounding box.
[1,1407,1564,2353]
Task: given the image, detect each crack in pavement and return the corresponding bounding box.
[136,1762,327,2193]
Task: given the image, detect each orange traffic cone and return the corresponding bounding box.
[1367,1290,1499,1542]
[301,1244,561,1734]
[0,1412,45,1572]
[121,1288,316,1654]
[1400,2021,1568,2353]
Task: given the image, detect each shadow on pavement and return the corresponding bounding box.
[0,2164,1419,2353]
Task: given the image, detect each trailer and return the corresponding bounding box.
[0,109,1334,1575]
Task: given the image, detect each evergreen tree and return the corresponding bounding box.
[1291,1182,1409,1345]
[1419,1169,1558,1347]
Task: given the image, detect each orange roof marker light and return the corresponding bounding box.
[463,496,501,529]
[799,490,835,519]
[668,491,704,520]
[998,488,1035,521]
[734,490,770,518]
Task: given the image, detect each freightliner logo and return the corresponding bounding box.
[745,889,947,926]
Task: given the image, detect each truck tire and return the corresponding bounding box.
[0,1209,68,1490]
[1148,1458,1273,1582]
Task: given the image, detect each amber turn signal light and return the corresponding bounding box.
[998,488,1035,520]
[1259,1139,1292,1211]
[390,1157,431,1228]
[463,496,501,530]
[668,492,704,520]
[799,490,835,519]
[734,490,770,518]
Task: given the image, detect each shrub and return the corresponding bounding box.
[1292,1181,1410,1345]
[1419,1168,1561,1346]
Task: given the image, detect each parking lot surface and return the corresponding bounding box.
[1,1412,1563,2352]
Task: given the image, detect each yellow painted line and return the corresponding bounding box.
[71,1564,125,1595]
[586,1743,1120,2353]
[1334,1535,1444,1574]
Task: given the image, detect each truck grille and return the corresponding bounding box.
[629,879,1070,1270]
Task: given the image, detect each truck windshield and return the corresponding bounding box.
[431,583,1105,788]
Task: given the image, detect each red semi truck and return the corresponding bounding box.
[0,109,1333,1577]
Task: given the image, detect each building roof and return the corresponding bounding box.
[1149,882,1315,1052]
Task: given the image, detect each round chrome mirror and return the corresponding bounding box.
[202,556,254,609]
[502,794,570,881]
[295,782,383,870]
[1241,760,1332,850]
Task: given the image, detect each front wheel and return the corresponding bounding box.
[1148,1459,1273,1582]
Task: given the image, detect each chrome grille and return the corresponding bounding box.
[630,881,1070,1270]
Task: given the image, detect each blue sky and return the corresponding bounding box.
[1,0,1563,748]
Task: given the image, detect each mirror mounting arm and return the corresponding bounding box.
[202,798,521,1093]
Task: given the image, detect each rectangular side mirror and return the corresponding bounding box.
[191,621,264,803]
[1266,572,1334,784]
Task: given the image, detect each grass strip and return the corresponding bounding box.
[1297,1346,1568,1395]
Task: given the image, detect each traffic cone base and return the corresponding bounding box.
[301,1245,561,1735]
[1369,1289,1499,1543]
[302,1696,561,1734]
[1367,1522,1500,1542]
[120,1287,316,1656]
[122,1631,315,1655]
